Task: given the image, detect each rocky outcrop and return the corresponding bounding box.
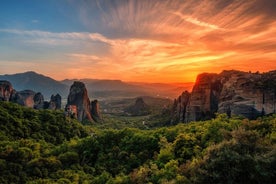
[33,92,44,109]
[48,94,62,110]
[172,91,191,123]
[217,70,276,119]
[0,80,14,101]
[0,80,64,110]
[185,73,222,122]
[1,80,102,122]
[10,90,37,108]
[67,81,92,122]
[125,97,150,116]
[91,100,101,122]
[173,70,276,123]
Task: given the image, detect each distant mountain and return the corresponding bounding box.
[62,79,194,100]
[61,79,151,100]
[0,71,194,101]
[0,71,69,99]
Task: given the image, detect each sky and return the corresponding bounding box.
[0,0,276,83]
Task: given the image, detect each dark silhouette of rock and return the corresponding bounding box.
[185,73,222,122]
[125,97,150,116]
[171,91,191,123]
[43,101,50,109]
[91,100,101,122]
[33,92,44,109]
[48,94,62,110]
[67,81,92,122]
[0,80,14,101]
[173,70,276,123]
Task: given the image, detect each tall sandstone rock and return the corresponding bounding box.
[33,92,44,109]
[0,80,15,101]
[48,94,62,110]
[91,100,101,122]
[67,81,93,122]
[172,91,191,123]
[173,70,276,123]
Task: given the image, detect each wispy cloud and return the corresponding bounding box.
[1,0,276,82]
[172,12,220,30]
[0,29,115,47]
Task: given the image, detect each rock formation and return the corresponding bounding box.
[0,80,64,111]
[185,73,222,122]
[33,92,44,109]
[10,90,46,109]
[0,80,102,121]
[171,91,191,123]
[125,97,150,116]
[48,94,62,110]
[0,80,14,101]
[67,81,92,122]
[172,70,276,123]
[10,90,37,108]
[91,100,101,122]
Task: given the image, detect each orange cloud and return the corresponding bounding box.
[1,0,275,83]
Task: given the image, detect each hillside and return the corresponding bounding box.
[0,71,69,99]
[0,101,275,183]
[0,71,193,102]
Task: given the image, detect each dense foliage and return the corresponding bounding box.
[0,101,275,183]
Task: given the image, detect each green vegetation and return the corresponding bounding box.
[0,101,275,183]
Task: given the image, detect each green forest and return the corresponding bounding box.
[0,101,275,184]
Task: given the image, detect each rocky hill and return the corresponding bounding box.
[124,97,151,116]
[0,71,193,101]
[172,70,276,123]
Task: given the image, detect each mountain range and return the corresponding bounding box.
[0,71,193,100]
[0,71,68,99]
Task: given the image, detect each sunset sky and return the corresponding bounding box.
[0,0,275,83]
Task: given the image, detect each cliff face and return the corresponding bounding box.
[48,94,62,110]
[0,80,14,101]
[172,91,190,123]
[91,100,101,122]
[67,81,93,122]
[173,70,276,123]
[33,92,44,109]
[217,70,276,119]
[185,73,222,122]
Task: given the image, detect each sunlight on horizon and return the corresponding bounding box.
[0,0,275,83]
